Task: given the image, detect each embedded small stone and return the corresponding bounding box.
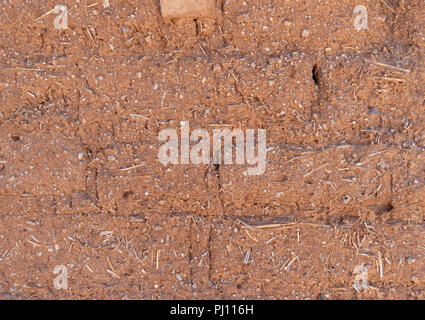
[407,257,416,264]
[212,63,222,74]
[160,0,216,19]
[302,29,310,37]
[411,275,419,283]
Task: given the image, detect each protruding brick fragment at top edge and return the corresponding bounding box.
[160,0,216,19]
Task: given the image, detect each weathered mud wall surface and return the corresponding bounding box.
[0,0,424,299]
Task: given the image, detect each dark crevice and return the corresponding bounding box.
[212,164,225,214]
[52,196,57,215]
[312,64,320,86]
[207,223,214,285]
[122,191,134,199]
[94,168,99,203]
[188,218,193,284]
[194,18,199,35]
[376,201,394,215]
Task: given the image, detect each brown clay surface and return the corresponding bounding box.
[0,0,425,299]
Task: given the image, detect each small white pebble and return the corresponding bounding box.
[302,29,310,37]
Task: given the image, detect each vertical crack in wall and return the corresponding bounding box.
[188,217,194,285]
[213,164,225,215]
[206,221,213,285]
